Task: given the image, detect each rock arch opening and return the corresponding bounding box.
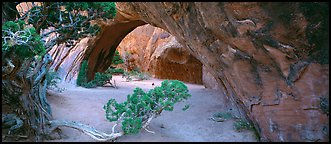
[116,24,203,84]
[47,3,329,142]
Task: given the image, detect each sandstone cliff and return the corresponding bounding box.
[117,24,202,84]
[83,2,328,141]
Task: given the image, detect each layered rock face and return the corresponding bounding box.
[202,65,220,89]
[48,38,91,83]
[117,24,202,84]
[85,2,328,141]
[85,18,146,80]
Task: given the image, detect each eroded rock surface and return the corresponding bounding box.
[48,38,91,83]
[46,2,329,142]
[117,24,202,84]
[84,2,328,142]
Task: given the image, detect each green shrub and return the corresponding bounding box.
[122,69,151,81]
[233,118,260,140]
[112,50,124,65]
[81,81,97,88]
[233,118,254,132]
[77,60,88,86]
[136,72,151,80]
[80,72,112,88]
[46,71,61,88]
[2,20,45,59]
[213,112,234,120]
[92,72,112,86]
[122,71,133,81]
[105,67,124,75]
[77,60,112,88]
[46,70,65,92]
[103,80,191,135]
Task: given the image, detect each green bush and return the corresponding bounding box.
[105,67,124,75]
[77,60,112,88]
[233,118,260,140]
[213,112,234,120]
[233,118,254,132]
[112,50,124,65]
[46,71,61,88]
[46,70,65,92]
[92,72,112,86]
[103,80,191,135]
[2,20,45,59]
[122,69,151,81]
[80,72,112,88]
[77,60,88,86]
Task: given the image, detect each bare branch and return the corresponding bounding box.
[142,113,155,134]
[69,11,73,24]
[48,120,124,142]
[144,127,155,134]
[57,3,63,24]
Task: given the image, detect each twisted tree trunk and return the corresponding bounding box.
[2,53,53,140]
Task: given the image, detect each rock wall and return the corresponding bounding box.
[112,2,329,142]
[48,38,91,84]
[83,2,329,141]
[117,24,202,84]
[202,65,220,89]
[84,2,328,142]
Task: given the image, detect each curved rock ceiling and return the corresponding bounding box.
[52,2,329,142]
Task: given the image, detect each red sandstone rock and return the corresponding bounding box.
[52,2,328,142]
[117,24,202,84]
[84,2,328,142]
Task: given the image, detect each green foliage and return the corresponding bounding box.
[91,72,112,86]
[23,2,116,46]
[182,104,190,111]
[77,60,112,88]
[122,71,133,81]
[213,112,234,120]
[3,2,117,62]
[122,69,151,81]
[70,2,117,19]
[46,71,61,89]
[136,72,151,81]
[103,50,124,75]
[105,67,124,75]
[77,60,88,86]
[233,118,260,140]
[104,80,191,135]
[112,50,124,65]
[2,20,45,59]
[46,70,65,92]
[233,118,255,132]
[81,72,112,88]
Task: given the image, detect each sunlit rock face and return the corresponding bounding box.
[110,2,328,142]
[48,38,91,84]
[117,24,203,84]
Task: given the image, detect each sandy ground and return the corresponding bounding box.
[45,75,257,142]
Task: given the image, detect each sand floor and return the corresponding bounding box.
[45,75,257,142]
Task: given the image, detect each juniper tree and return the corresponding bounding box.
[2,2,116,141]
[2,2,192,142]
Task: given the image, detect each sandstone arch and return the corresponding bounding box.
[83,2,328,142]
[116,24,203,84]
[85,18,146,80]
